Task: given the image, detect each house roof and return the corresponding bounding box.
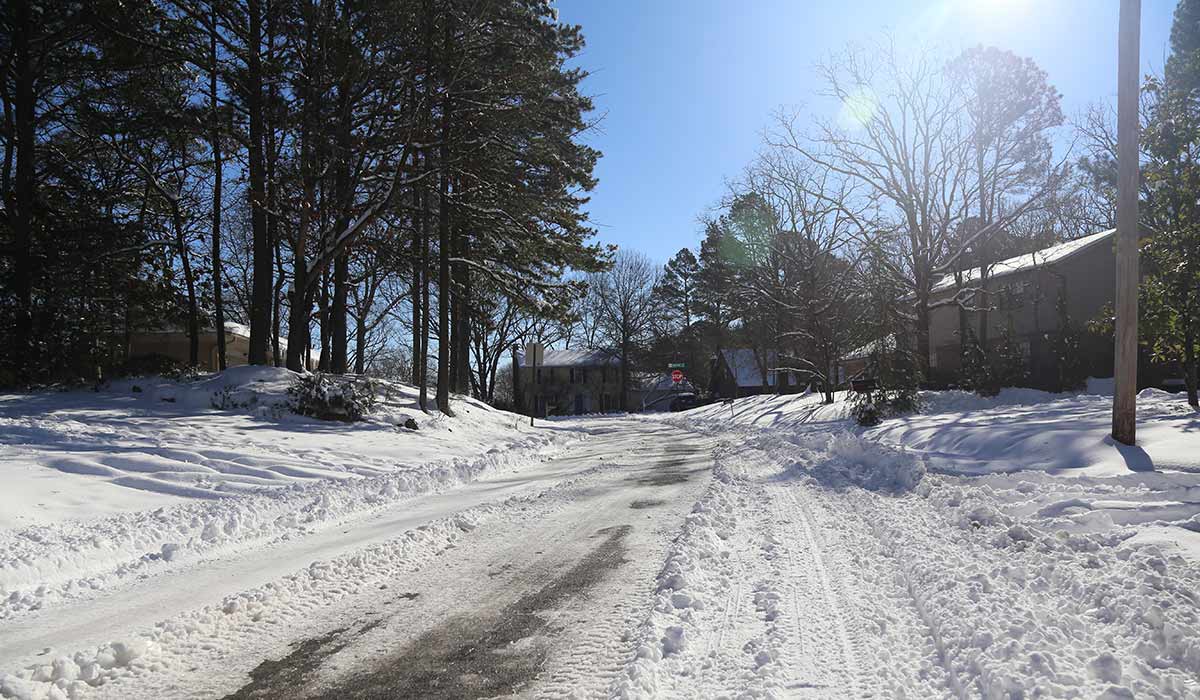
[720,348,781,388]
[930,228,1115,294]
[133,321,322,367]
[516,348,620,368]
[841,334,896,362]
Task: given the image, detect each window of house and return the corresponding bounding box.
[581,368,589,384]
[569,368,576,383]
[536,367,542,384]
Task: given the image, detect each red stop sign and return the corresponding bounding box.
[671,369,683,383]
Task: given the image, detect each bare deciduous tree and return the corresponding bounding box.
[589,250,660,411]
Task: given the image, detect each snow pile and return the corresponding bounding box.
[664,387,1200,697]
[872,388,1199,476]
[678,383,1198,478]
[109,365,298,414]
[815,432,927,492]
[0,369,581,618]
[0,500,504,700]
[857,478,1200,698]
[611,462,738,698]
[0,429,566,618]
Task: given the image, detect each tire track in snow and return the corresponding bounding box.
[763,482,830,694]
[773,482,873,697]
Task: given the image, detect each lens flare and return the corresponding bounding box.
[838,88,878,129]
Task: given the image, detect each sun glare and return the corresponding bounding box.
[967,0,1035,23]
[838,88,878,129]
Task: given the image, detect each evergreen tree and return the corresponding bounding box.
[1140,0,1200,407]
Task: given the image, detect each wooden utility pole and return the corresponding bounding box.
[1113,0,1141,445]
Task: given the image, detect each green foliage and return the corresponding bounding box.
[1139,2,1200,405]
[851,385,921,427]
[288,373,379,422]
[957,328,994,395]
[990,323,1030,391]
[115,353,193,381]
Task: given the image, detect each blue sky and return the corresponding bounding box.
[555,0,1177,264]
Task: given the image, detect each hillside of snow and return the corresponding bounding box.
[0,367,576,622]
[677,385,1200,562]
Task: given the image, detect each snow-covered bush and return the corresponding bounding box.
[288,372,379,422]
[851,389,919,426]
[112,353,199,382]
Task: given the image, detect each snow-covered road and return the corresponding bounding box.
[216,422,715,699]
[2,418,717,699]
[5,388,1200,700]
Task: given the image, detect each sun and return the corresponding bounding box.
[967,0,1035,21]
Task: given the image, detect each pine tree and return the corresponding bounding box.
[1140,0,1200,407]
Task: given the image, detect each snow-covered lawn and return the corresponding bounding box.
[615,384,1200,697]
[0,368,585,699]
[683,383,1200,562]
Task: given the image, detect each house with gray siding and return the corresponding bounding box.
[925,228,1117,387]
[513,348,623,416]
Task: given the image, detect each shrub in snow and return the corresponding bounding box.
[288,372,379,422]
[851,388,919,426]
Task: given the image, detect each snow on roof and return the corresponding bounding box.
[841,334,896,362]
[931,229,1114,294]
[721,348,781,388]
[516,347,620,368]
[223,321,251,338]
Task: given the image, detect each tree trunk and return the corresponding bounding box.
[10,0,36,383]
[418,181,430,410]
[448,238,459,392]
[977,272,991,349]
[511,347,523,414]
[435,15,453,416]
[331,254,349,373]
[173,206,200,368]
[354,309,367,374]
[1185,326,1198,409]
[620,342,631,412]
[411,180,423,388]
[915,282,932,382]
[454,227,471,394]
[436,138,453,415]
[268,140,282,368]
[246,0,272,365]
[330,5,354,375]
[318,270,332,371]
[209,8,226,371]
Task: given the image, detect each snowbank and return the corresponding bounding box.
[611,460,739,698]
[678,383,1199,478]
[652,403,1200,697]
[0,370,580,619]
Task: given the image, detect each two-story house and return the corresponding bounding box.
[513,348,623,416]
[925,228,1117,386]
[838,229,1128,390]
